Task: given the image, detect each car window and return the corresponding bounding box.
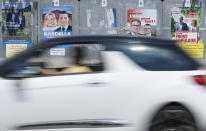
[5,43,104,78]
[109,43,200,71]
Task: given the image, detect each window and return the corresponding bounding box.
[109,43,200,71]
[5,43,104,78]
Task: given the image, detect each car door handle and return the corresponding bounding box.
[86,82,106,86]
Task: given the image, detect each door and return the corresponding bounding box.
[0,43,128,130]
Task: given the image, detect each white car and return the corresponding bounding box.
[0,35,205,131]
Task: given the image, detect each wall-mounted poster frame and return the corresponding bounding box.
[42,6,72,40]
[2,1,33,57]
[127,9,157,36]
[171,7,200,43]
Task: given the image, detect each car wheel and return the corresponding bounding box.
[149,103,197,131]
[150,121,196,131]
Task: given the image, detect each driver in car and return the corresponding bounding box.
[41,47,92,74]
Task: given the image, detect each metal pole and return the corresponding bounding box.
[78,0,80,35]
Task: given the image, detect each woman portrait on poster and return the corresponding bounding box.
[18,10,26,31]
[190,19,198,32]
[190,19,199,41]
[43,12,58,31]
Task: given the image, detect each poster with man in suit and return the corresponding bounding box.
[171,7,200,43]
[42,6,72,56]
[42,6,72,40]
[6,6,19,36]
[2,2,32,57]
[127,9,157,36]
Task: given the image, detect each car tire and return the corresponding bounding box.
[149,104,197,131]
[150,121,196,131]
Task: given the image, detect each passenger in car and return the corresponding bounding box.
[41,47,92,75]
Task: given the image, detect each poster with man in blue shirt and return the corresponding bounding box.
[171,7,200,43]
[174,16,188,31]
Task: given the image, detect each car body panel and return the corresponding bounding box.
[0,36,205,131]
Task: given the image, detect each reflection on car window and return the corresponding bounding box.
[110,43,199,71]
[6,43,104,78]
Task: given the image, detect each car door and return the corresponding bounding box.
[0,43,130,131]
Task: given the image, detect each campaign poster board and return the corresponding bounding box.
[2,1,32,57]
[171,7,200,43]
[127,9,157,36]
[87,8,117,34]
[42,6,72,40]
[176,43,204,58]
[42,6,72,56]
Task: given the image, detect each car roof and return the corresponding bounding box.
[2,35,177,62]
[42,35,176,47]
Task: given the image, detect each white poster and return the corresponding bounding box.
[127,9,157,36]
[185,0,191,7]
[50,48,65,56]
[102,0,107,7]
[174,32,198,43]
[139,0,144,7]
[53,0,59,6]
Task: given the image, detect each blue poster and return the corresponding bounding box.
[42,6,72,40]
[2,2,33,49]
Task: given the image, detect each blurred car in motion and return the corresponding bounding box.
[0,35,205,131]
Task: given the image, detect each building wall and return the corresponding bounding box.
[0,0,205,59]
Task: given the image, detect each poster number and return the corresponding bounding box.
[53,0,59,6]
[185,0,191,7]
[102,0,107,7]
[139,0,144,7]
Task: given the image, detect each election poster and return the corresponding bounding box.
[42,6,72,40]
[127,9,157,36]
[2,1,32,57]
[171,7,200,43]
[42,6,72,56]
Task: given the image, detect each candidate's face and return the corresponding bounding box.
[46,15,55,27]
[130,21,141,34]
[179,17,183,23]
[11,7,15,13]
[191,20,196,27]
[144,25,152,34]
[19,11,23,16]
[58,14,69,27]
